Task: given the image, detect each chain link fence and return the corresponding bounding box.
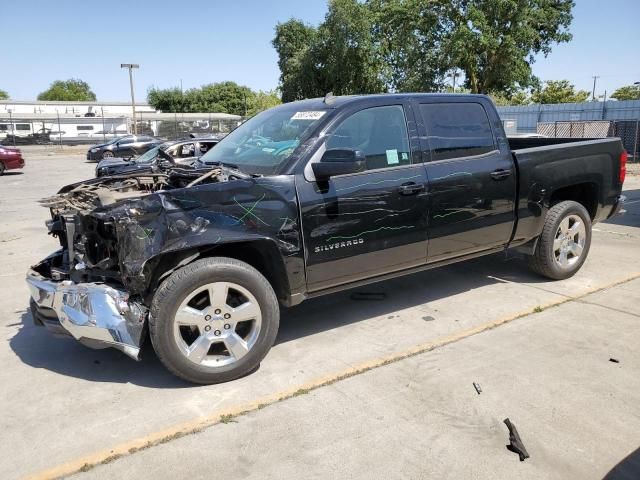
[537,120,639,160]
[0,112,242,146]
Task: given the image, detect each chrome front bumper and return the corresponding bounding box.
[26,255,146,360]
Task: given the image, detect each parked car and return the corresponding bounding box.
[27,94,626,384]
[0,146,25,174]
[94,137,221,177]
[86,135,163,161]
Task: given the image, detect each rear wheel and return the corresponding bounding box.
[150,257,279,384]
[0,162,5,176]
[527,200,592,280]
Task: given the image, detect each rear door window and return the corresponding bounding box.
[419,103,496,161]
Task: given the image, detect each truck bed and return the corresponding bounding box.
[509,137,625,245]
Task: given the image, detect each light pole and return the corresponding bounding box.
[121,63,139,134]
[447,69,460,92]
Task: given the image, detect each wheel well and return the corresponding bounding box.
[144,241,290,305]
[549,183,598,219]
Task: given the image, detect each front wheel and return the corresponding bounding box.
[102,150,114,159]
[527,200,592,280]
[149,257,279,384]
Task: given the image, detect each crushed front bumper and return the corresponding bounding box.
[26,252,147,360]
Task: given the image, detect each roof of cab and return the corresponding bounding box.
[276,93,491,111]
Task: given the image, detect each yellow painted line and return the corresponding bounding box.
[25,272,640,480]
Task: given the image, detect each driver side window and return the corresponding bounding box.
[326,105,411,170]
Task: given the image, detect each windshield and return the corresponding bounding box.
[133,146,160,164]
[199,106,329,174]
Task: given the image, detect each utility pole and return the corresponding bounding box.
[591,75,600,102]
[447,69,460,92]
[121,63,139,134]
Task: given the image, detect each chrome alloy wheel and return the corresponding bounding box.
[172,282,262,367]
[553,214,586,269]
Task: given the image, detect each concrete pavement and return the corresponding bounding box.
[1,154,639,479]
[73,277,640,480]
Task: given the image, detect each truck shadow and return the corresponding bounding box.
[276,252,541,345]
[603,446,640,479]
[9,252,546,387]
[604,188,640,228]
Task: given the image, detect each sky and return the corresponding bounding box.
[1,0,639,102]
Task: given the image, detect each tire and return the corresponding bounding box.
[149,257,279,384]
[0,162,5,176]
[102,150,114,159]
[527,200,592,280]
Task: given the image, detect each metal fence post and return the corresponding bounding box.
[101,106,106,143]
[8,110,16,147]
[57,111,62,148]
[634,120,639,161]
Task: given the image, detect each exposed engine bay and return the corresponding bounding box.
[40,167,231,214]
[36,166,247,294]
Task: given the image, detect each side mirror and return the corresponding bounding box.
[312,149,365,180]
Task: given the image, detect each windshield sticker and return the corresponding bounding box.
[386,149,399,165]
[291,111,326,121]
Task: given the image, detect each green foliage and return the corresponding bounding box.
[369,0,449,92]
[446,0,574,94]
[247,90,282,117]
[147,88,188,113]
[272,19,318,102]
[0,89,8,100]
[489,90,531,106]
[148,82,264,116]
[273,0,575,98]
[531,80,589,104]
[37,79,96,101]
[611,84,640,101]
[273,0,385,101]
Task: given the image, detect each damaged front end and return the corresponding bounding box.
[26,166,254,359]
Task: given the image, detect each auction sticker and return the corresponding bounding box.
[291,111,326,120]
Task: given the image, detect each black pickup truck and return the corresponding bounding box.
[27,94,626,384]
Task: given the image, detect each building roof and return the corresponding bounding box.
[0,99,151,107]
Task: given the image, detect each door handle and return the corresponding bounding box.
[398,182,425,195]
[490,169,512,180]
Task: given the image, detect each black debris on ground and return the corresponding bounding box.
[504,418,530,461]
[473,382,482,394]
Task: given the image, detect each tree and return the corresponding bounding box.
[445,0,574,94]
[247,90,282,117]
[0,89,8,100]
[490,90,531,106]
[147,82,257,116]
[611,84,640,101]
[273,0,385,101]
[272,19,318,102]
[530,80,589,104]
[147,87,188,113]
[272,0,575,99]
[37,79,96,101]
[187,82,254,116]
[369,0,449,92]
